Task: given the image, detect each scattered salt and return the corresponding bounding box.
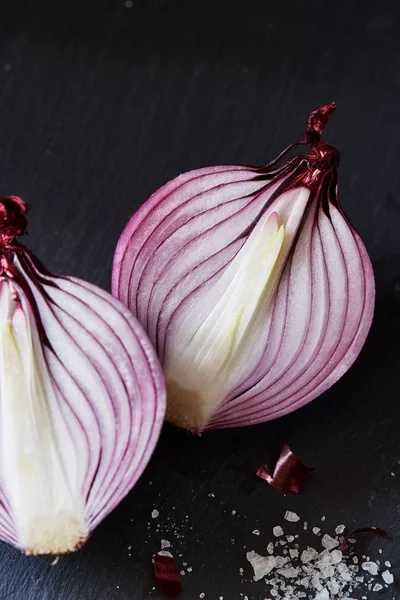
[284,511,300,522]
[286,535,295,542]
[361,561,379,575]
[273,526,284,537]
[161,539,171,549]
[246,551,275,580]
[335,524,346,534]
[303,521,308,530]
[244,515,390,599]
[382,570,394,584]
[314,588,329,600]
[320,516,326,522]
[321,534,339,551]
[252,529,260,536]
[199,594,205,599]
[277,567,299,578]
[151,509,159,519]
[232,510,237,515]
[385,560,391,568]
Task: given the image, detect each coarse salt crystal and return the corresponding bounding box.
[277,567,298,578]
[312,527,321,535]
[199,594,205,599]
[289,549,299,559]
[373,583,383,591]
[385,560,391,567]
[267,542,274,554]
[158,551,173,558]
[275,555,290,568]
[330,550,342,565]
[361,561,379,575]
[284,511,300,522]
[321,534,339,551]
[252,530,260,536]
[286,535,295,542]
[320,565,334,579]
[320,516,326,521]
[161,539,171,549]
[327,579,339,595]
[151,509,159,519]
[273,526,284,537]
[335,524,346,534]
[382,570,394,584]
[314,588,329,600]
[246,551,275,581]
[303,521,308,530]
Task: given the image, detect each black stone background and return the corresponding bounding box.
[0,0,399,598]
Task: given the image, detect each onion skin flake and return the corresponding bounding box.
[113,103,375,433]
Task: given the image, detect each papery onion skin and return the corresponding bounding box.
[113,103,375,433]
[0,197,166,555]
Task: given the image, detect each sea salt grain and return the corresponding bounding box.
[362,561,379,575]
[246,551,275,580]
[312,527,321,535]
[382,570,394,584]
[273,526,284,537]
[151,509,159,519]
[385,560,391,568]
[321,534,339,551]
[252,530,260,536]
[284,511,300,522]
[277,567,299,578]
[161,539,171,549]
[314,588,329,600]
[335,524,346,535]
[267,542,274,554]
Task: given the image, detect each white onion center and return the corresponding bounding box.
[0,282,86,554]
[164,187,310,429]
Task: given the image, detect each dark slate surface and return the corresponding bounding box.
[0,0,399,598]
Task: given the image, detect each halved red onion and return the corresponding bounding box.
[112,103,374,433]
[0,197,165,555]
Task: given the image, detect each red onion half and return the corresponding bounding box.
[113,103,374,433]
[0,197,165,554]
